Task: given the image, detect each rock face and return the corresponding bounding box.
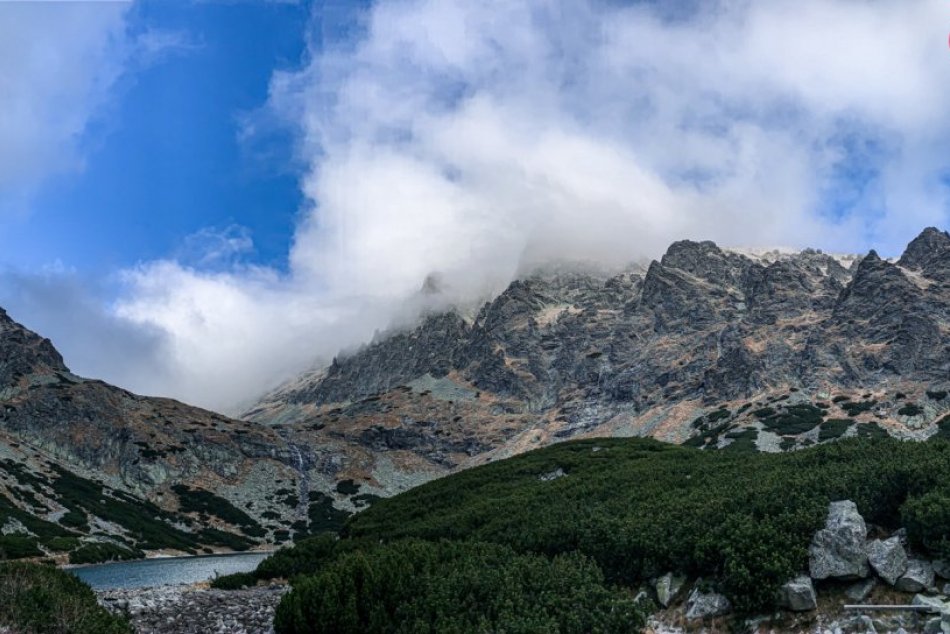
[777,575,817,612]
[896,559,935,593]
[685,586,731,619]
[655,572,686,608]
[809,501,869,580]
[240,228,950,497]
[868,537,909,585]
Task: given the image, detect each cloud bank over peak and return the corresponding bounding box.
[25,0,950,410]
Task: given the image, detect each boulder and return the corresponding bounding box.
[934,560,950,580]
[654,572,686,608]
[913,594,949,613]
[896,560,935,593]
[777,575,817,612]
[845,577,876,602]
[809,500,869,580]
[685,586,732,620]
[867,537,908,585]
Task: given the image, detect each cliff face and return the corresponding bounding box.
[246,228,950,497]
[0,308,309,558]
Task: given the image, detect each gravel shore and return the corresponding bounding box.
[98,584,288,634]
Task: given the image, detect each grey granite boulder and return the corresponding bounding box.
[913,594,949,612]
[934,560,950,580]
[867,536,908,585]
[654,572,686,608]
[777,575,817,612]
[685,586,732,619]
[845,577,876,602]
[809,500,869,580]
[896,559,935,593]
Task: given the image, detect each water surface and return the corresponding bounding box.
[69,551,271,590]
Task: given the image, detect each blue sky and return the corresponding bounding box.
[0,0,313,275]
[1,0,949,411]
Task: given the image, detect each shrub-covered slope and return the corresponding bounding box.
[237,434,950,632]
[0,561,130,633]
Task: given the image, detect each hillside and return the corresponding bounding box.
[227,434,950,632]
[244,227,950,498]
[0,308,309,561]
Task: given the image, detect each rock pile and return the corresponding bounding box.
[98,584,288,634]
[658,499,950,629]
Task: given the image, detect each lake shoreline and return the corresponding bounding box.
[68,550,273,591]
[61,547,278,570]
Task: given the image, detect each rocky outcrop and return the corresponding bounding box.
[809,501,869,580]
[896,559,935,593]
[685,585,731,619]
[777,576,817,612]
[867,536,909,586]
[655,572,686,608]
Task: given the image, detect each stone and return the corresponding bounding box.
[914,594,950,613]
[845,577,876,602]
[654,572,686,608]
[934,560,950,580]
[685,585,731,620]
[809,500,869,580]
[896,559,935,593]
[777,575,817,611]
[538,468,566,482]
[867,537,908,585]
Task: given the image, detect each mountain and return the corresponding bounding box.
[0,308,310,561]
[245,227,950,497]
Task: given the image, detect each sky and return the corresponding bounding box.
[1,0,949,413]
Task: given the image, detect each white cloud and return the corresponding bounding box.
[61,0,950,409]
[0,1,131,204]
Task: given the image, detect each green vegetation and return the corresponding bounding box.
[302,492,350,536]
[928,390,948,401]
[722,428,757,453]
[933,416,950,440]
[51,467,200,552]
[335,479,360,495]
[274,540,643,634]
[0,534,42,559]
[210,571,257,590]
[758,404,824,435]
[0,561,131,633]
[856,422,889,439]
[898,404,924,417]
[293,436,950,617]
[0,491,74,543]
[68,542,143,565]
[171,485,266,537]
[840,400,876,416]
[818,418,854,442]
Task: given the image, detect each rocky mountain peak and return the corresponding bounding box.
[659,239,748,286]
[898,227,950,271]
[0,310,68,387]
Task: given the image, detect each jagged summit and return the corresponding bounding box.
[898,226,950,270]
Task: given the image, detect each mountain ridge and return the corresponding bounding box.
[243,227,950,493]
